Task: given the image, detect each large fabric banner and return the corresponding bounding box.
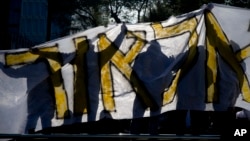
[0,3,250,134]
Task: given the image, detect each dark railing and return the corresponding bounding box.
[0,133,221,141]
[1,110,250,140]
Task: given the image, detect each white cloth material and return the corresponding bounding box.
[0,3,250,134]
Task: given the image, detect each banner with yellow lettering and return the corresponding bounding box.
[0,3,250,134]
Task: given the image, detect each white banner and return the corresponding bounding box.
[0,3,250,134]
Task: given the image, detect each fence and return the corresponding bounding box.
[0,133,221,141]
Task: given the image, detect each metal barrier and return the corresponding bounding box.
[0,133,221,140]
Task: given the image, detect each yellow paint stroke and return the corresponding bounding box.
[236,45,250,62]
[72,37,89,115]
[163,70,181,104]
[152,17,199,105]
[98,34,116,111]
[206,32,218,102]
[152,18,198,39]
[205,11,250,102]
[5,46,69,118]
[126,31,146,64]
[98,31,159,111]
[6,51,39,66]
[51,70,69,118]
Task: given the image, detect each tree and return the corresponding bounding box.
[72,0,106,29]
[48,0,106,34]
[225,0,250,8]
[123,0,149,23]
[47,0,78,38]
[143,0,172,22]
[105,0,123,23]
[48,0,249,36]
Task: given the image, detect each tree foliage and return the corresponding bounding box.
[225,0,250,8]
[48,0,105,33]
[49,0,250,33]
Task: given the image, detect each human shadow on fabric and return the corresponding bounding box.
[25,77,55,134]
[210,40,247,137]
[83,41,101,122]
[40,38,104,133]
[0,61,55,134]
[1,46,90,133]
[130,40,176,135]
[212,40,246,111]
[33,24,128,134]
